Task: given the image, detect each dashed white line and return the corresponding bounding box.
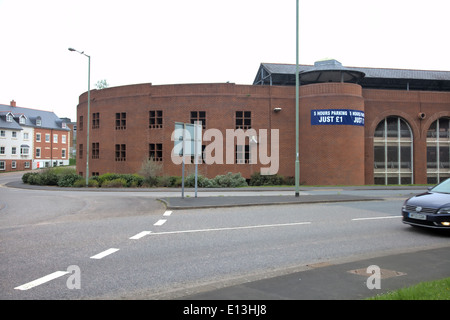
[154,219,167,226]
[90,248,120,259]
[352,216,402,221]
[14,271,69,291]
[129,231,152,240]
[163,210,173,217]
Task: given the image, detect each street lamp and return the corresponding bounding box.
[295,0,300,197]
[69,48,91,187]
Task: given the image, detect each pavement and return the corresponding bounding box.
[5,180,450,300]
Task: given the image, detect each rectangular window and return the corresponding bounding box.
[62,135,66,144]
[115,144,126,161]
[116,113,126,130]
[0,146,5,155]
[36,148,41,158]
[236,145,250,164]
[36,133,41,142]
[79,144,83,159]
[92,142,99,159]
[12,147,17,155]
[20,146,29,156]
[11,161,16,169]
[0,161,5,170]
[149,110,163,129]
[24,162,30,168]
[23,132,29,140]
[236,111,251,130]
[53,134,58,143]
[92,112,100,129]
[190,111,206,129]
[149,143,163,161]
[12,131,17,138]
[79,116,84,131]
[0,130,5,137]
[62,149,66,158]
[45,134,50,143]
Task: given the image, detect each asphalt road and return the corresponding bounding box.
[1,171,449,301]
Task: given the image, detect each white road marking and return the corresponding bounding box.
[154,219,167,226]
[14,271,69,290]
[148,221,311,236]
[352,216,402,221]
[163,210,173,217]
[90,248,120,259]
[129,231,152,240]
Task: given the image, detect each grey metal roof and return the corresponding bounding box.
[253,62,450,91]
[0,104,69,131]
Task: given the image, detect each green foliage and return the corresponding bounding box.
[185,172,248,188]
[249,172,293,186]
[57,172,83,187]
[101,178,127,188]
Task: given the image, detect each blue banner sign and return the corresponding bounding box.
[311,109,365,126]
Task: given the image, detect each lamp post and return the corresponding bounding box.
[69,48,90,187]
[295,0,300,197]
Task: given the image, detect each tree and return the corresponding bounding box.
[95,79,109,89]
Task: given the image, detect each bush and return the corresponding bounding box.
[249,172,285,186]
[22,172,38,184]
[101,178,127,188]
[213,172,247,188]
[57,173,83,187]
[139,158,162,186]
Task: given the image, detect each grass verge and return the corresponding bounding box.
[367,277,450,300]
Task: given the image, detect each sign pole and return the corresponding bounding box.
[181,123,186,199]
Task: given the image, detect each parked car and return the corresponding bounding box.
[402,178,450,229]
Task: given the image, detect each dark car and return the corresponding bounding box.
[402,178,450,229]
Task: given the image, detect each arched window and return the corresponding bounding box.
[374,117,413,185]
[427,117,450,184]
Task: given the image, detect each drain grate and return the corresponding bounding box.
[347,268,407,279]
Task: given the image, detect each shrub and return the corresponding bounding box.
[101,178,127,188]
[22,172,38,184]
[213,172,247,188]
[57,173,83,187]
[139,157,162,186]
[249,172,284,186]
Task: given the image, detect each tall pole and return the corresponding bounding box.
[295,0,300,197]
[68,48,91,187]
[86,55,91,187]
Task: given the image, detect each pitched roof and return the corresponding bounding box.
[0,104,69,131]
[253,62,450,91]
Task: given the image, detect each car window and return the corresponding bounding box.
[431,179,450,194]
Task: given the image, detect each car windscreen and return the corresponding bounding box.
[431,178,450,194]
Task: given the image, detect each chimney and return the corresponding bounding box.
[10,100,16,107]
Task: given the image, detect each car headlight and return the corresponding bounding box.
[437,207,450,214]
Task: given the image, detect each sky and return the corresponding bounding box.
[1,0,449,121]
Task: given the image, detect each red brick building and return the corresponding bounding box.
[0,101,70,172]
[76,60,450,185]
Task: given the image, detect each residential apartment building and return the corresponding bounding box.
[0,101,70,172]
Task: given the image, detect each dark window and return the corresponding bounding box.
[115,144,126,161]
[92,142,99,159]
[149,143,163,161]
[149,110,163,129]
[115,113,126,130]
[190,111,206,129]
[79,116,84,131]
[236,111,251,129]
[92,113,100,129]
[79,144,83,159]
